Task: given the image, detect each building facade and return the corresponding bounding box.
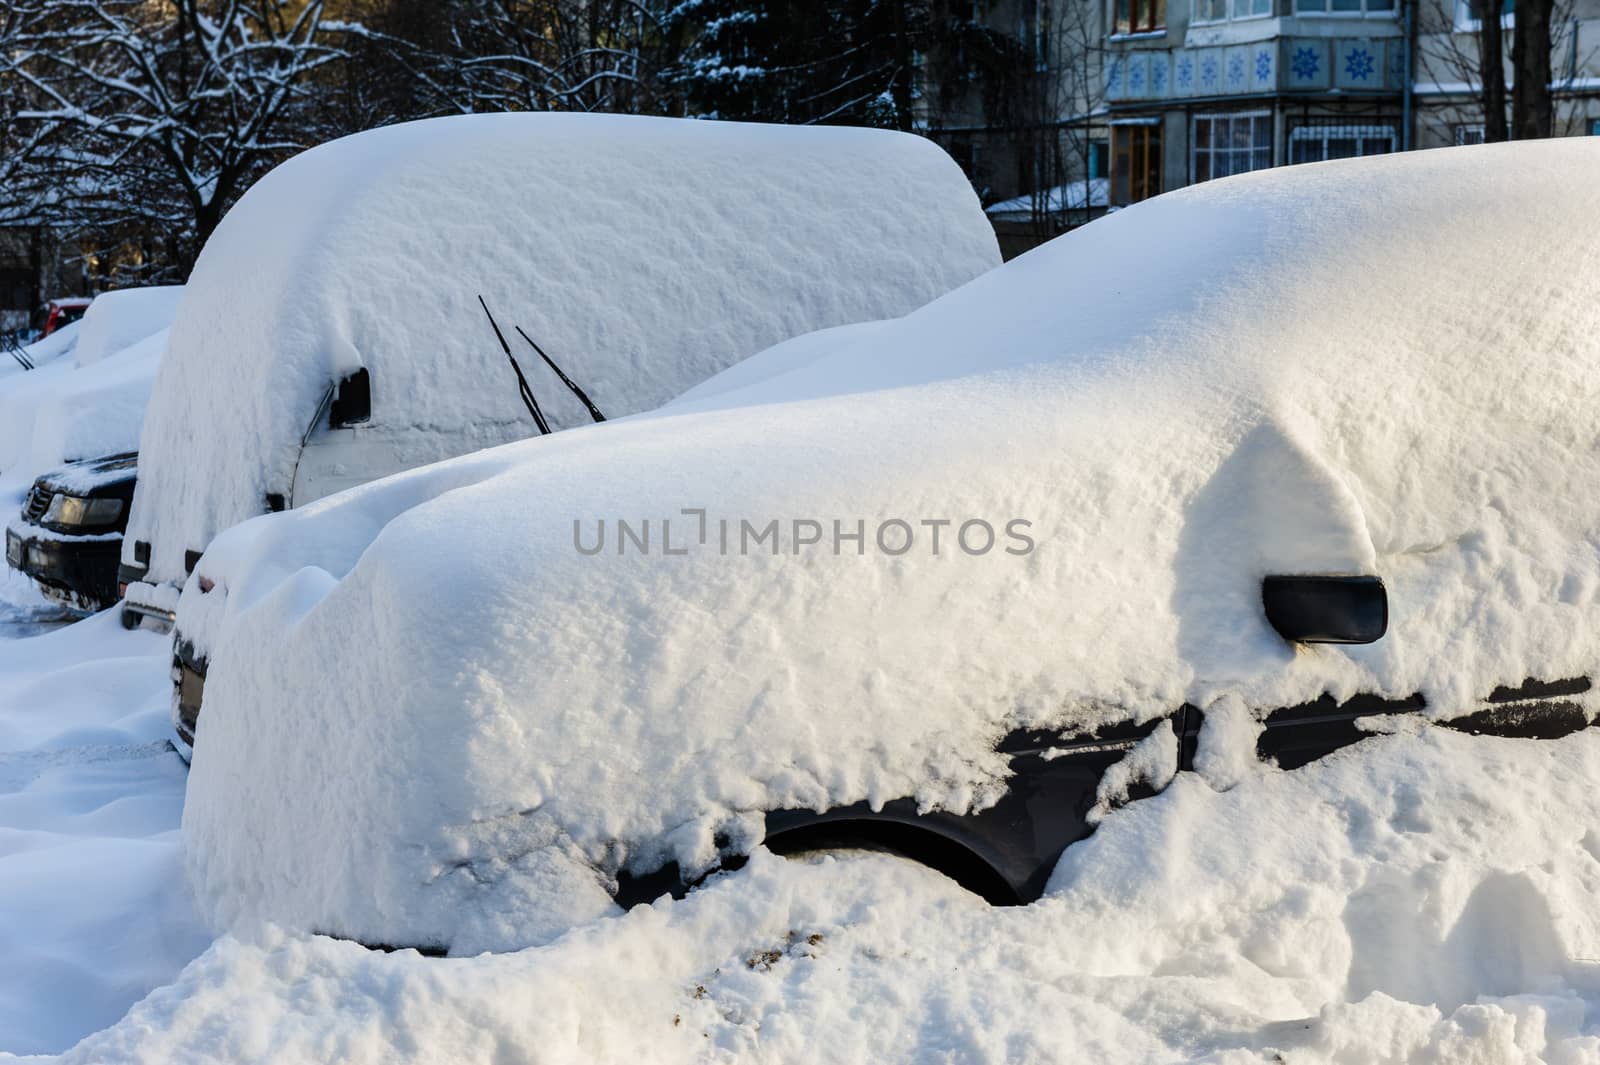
[925,0,1600,256]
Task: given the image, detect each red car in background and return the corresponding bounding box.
[33,297,92,338]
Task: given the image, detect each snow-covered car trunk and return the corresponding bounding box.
[181,139,1600,955]
[120,112,1001,626]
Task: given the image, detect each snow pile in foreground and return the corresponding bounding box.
[0,596,206,1058]
[125,111,1000,588]
[60,728,1600,1064]
[180,140,1600,952]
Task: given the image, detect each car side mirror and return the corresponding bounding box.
[1262,575,1387,644]
[329,368,370,428]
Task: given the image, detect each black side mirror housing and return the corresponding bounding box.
[329,368,371,428]
[1262,575,1387,644]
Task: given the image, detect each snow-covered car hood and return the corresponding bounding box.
[182,140,1600,953]
[124,111,1001,588]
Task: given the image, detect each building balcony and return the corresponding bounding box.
[1106,36,1405,103]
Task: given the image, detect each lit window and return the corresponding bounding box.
[1111,123,1162,204]
[1455,123,1486,145]
[1192,112,1272,182]
[1288,123,1396,163]
[1115,0,1166,34]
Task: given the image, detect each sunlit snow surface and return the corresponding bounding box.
[0,577,207,1058]
[9,141,1600,1061]
[179,139,1600,954]
[8,579,1600,1060]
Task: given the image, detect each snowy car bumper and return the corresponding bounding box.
[5,522,123,608]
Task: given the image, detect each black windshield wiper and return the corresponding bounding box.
[512,326,605,424]
[479,295,551,435]
[4,335,34,371]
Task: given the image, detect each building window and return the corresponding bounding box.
[1114,0,1165,34]
[1288,123,1396,163]
[1111,123,1162,204]
[1454,123,1486,145]
[1020,1,1051,68]
[1590,119,1600,136]
[1192,112,1272,182]
[1195,0,1270,24]
[1453,0,1513,30]
[1089,141,1110,179]
[1297,0,1395,15]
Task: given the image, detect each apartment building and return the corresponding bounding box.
[926,0,1600,255]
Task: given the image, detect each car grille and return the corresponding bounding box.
[22,484,50,523]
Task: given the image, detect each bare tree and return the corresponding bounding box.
[0,0,352,278]
[1419,0,1580,141]
[923,1,1104,243]
[1511,0,1554,138]
[362,0,681,117]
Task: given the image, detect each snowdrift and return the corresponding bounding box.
[74,728,1600,1063]
[182,140,1600,953]
[124,112,1001,589]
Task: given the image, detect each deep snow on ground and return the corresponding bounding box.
[25,722,1600,1064]
[0,582,207,1058]
[8,576,1600,1061]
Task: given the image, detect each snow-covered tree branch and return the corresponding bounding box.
[0,0,353,277]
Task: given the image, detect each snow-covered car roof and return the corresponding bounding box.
[125,112,1001,585]
[72,286,181,368]
[182,140,1600,954]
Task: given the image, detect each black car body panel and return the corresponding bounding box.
[617,683,1593,909]
[6,453,138,611]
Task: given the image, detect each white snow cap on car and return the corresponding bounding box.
[185,139,1600,955]
[124,112,1000,585]
[71,286,182,368]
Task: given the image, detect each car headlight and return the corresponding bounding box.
[42,493,124,527]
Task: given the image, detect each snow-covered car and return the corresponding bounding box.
[2,287,181,611]
[119,112,1001,636]
[177,139,1600,956]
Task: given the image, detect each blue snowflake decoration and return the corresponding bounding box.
[1151,57,1169,94]
[1254,49,1272,82]
[1227,53,1246,88]
[1176,55,1195,90]
[1200,54,1220,89]
[1291,46,1320,80]
[1108,57,1124,94]
[1129,60,1146,91]
[1344,47,1375,81]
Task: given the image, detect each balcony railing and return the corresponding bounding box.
[1106,37,1404,101]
